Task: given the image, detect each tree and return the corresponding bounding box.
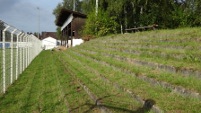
[83,10,118,36]
[54,0,201,39]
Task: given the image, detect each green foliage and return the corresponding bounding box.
[83,10,118,37]
[54,0,201,36]
[56,27,62,40]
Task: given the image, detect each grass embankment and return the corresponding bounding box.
[61,27,200,112]
[0,27,201,112]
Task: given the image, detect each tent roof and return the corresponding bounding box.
[56,9,87,26]
[42,36,56,41]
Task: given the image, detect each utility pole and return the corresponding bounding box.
[73,0,76,11]
[37,7,40,39]
[95,0,98,35]
[96,0,98,16]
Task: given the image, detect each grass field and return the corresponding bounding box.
[0,27,201,113]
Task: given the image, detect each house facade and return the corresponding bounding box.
[56,9,87,47]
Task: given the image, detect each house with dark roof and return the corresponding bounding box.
[41,32,57,40]
[56,8,87,47]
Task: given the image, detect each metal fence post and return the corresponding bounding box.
[28,35,30,65]
[19,33,23,74]
[22,35,24,71]
[26,35,28,68]
[10,29,16,84]
[16,32,21,80]
[2,26,10,93]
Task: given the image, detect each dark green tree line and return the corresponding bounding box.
[53,0,201,37]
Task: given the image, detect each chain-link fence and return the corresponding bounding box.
[0,20,42,94]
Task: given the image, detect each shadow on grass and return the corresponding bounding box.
[70,97,156,113]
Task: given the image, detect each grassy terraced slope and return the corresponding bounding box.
[61,27,201,112]
[0,27,201,113]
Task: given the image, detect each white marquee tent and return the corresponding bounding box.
[42,37,57,50]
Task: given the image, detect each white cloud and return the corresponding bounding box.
[0,0,60,33]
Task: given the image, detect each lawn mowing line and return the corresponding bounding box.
[17,70,38,112]
[76,49,201,100]
[37,67,45,112]
[65,52,163,113]
[30,51,50,112]
[50,52,70,113]
[0,74,36,112]
[0,52,43,112]
[53,52,97,113]
[22,65,44,112]
[56,52,111,113]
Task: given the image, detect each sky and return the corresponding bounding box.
[0,0,63,33]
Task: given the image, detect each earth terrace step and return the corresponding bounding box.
[122,33,201,43]
[68,55,163,113]
[56,54,110,113]
[82,48,201,79]
[65,51,163,113]
[105,53,201,79]
[95,34,201,49]
[98,74,163,113]
[65,51,161,111]
[106,46,201,63]
[84,43,201,63]
[77,49,201,101]
[101,46,201,78]
[96,41,201,51]
[64,52,160,112]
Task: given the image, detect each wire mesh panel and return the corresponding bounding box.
[0,23,3,93]
[5,31,11,89]
[0,20,42,94]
